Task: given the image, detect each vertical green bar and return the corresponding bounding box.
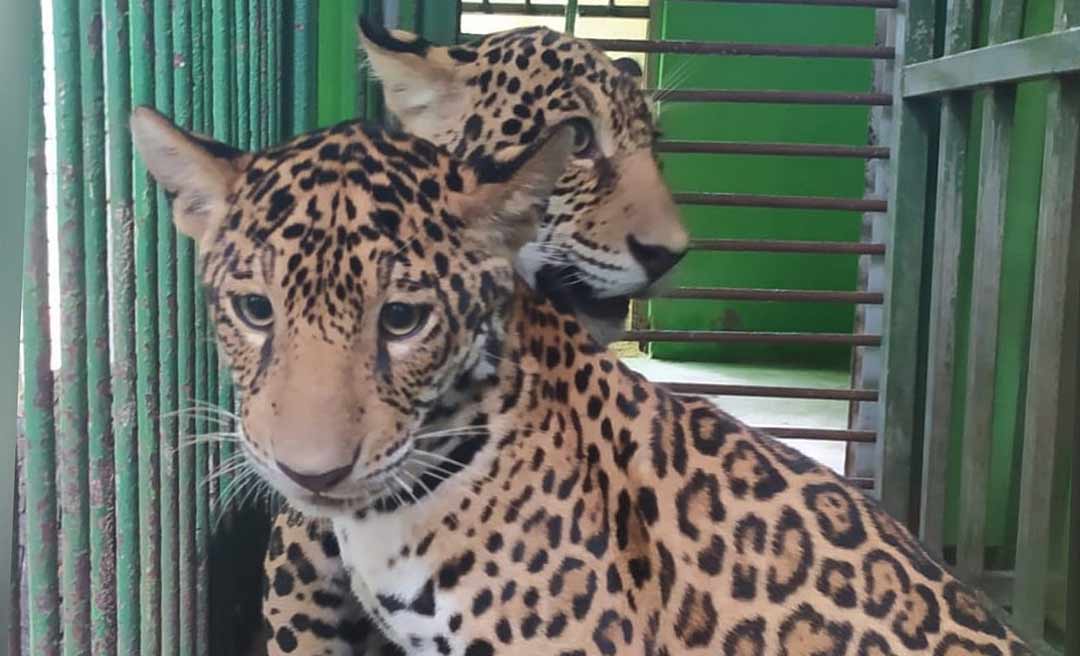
[247,0,258,150]
[105,1,140,652]
[235,0,249,150]
[131,2,161,653]
[189,1,211,651]
[261,0,270,146]
[289,0,317,136]
[210,0,232,529]
[23,2,61,652]
[171,2,197,654]
[876,0,937,527]
[269,0,280,141]
[79,0,118,652]
[52,1,91,653]
[564,0,578,34]
[153,0,179,652]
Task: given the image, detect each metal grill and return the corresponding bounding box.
[460,0,888,472]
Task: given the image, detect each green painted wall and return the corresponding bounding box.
[647,1,875,368]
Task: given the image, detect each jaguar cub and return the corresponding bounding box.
[259,21,690,654]
[132,104,1031,655]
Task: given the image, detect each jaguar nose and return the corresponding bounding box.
[627,235,687,282]
[278,460,355,493]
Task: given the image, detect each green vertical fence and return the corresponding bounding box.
[880,0,1080,651]
[15,2,316,653]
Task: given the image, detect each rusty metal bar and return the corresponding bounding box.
[649,89,892,105]
[584,38,894,59]
[760,427,877,442]
[657,381,877,401]
[658,140,890,158]
[673,192,887,212]
[689,238,885,255]
[461,2,651,18]
[659,287,884,303]
[625,330,881,346]
[685,0,895,6]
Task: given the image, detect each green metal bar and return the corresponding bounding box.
[105,0,139,649]
[876,0,937,528]
[131,1,161,653]
[955,0,1023,581]
[236,0,250,150]
[153,0,179,652]
[904,27,1080,97]
[269,0,280,142]
[248,0,260,148]
[1014,1,1080,638]
[190,1,211,652]
[52,1,91,653]
[289,1,317,135]
[564,0,579,34]
[171,3,196,655]
[919,0,975,563]
[210,0,234,522]
[23,2,60,652]
[79,0,117,651]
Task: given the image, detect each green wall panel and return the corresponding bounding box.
[648,1,874,368]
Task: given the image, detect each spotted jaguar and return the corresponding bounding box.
[132,90,1031,656]
[256,21,688,654]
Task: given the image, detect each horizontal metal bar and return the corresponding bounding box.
[682,0,896,6]
[590,38,894,58]
[659,287,884,303]
[674,191,887,212]
[624,329,882,345]
[649,89,892,105]
[460,34,894,59]
[904,27,1080,97]
[689,238,885,254]
[657,381,878,401]
[658,140,890,158]
[461,2,650,18]
[760,426,877,442]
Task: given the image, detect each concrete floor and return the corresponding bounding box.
[622,358,849,474]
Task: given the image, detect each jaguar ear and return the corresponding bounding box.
[130,106,250,242]
[612,56,643,78]
[358,17,466,137]
[452,121,578,256]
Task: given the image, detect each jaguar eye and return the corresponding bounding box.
[572,121,596,156]
[232,294,274,330]
[379,302,430,339]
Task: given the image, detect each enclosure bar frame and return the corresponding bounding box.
[461,2,650,18]
[658,141,890,158]
[647,89,892,105]
[289,1,317,136]
[171,3,198,654]
[658,288,884,303]
[903,27,1080,97]
[132,2,162,652]
[622,330,881,346]
[918,0,975,561]
[673,192,885,212]
[680,0,897,6]
[22,2,61,651]
[189,1,211,652]
[1012,0,1080,637]
[458,34,895,58]
[51,1,93,652]
[655,382,877,402]
[954,0,1023,580]
[79,0,118,650]
[688,239,886,254]
[876,0,937,526]
[104,0,140,651]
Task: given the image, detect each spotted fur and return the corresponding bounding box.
[255,22,689,654]
[132,76,1030,656]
